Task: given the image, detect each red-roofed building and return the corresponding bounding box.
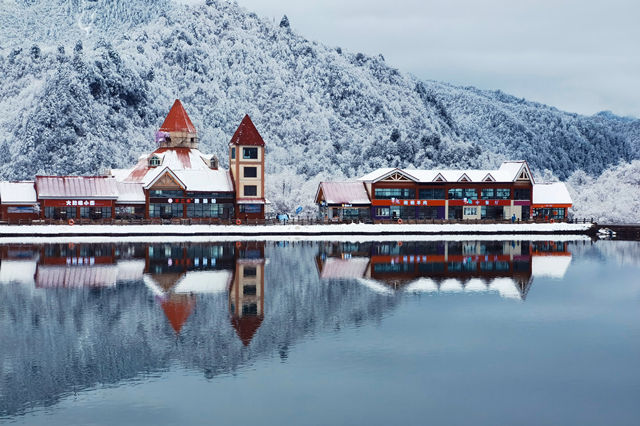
[229,115,267,220]
[0,100,270,222]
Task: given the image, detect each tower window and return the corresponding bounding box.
[243,167,257,178]
[243,147,258,159]
[243,185,257,196]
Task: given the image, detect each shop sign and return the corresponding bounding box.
[152,198,218,204]
[43,199,113,207]
[341,204,352,208]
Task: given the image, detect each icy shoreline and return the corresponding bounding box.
[0,222,593,238]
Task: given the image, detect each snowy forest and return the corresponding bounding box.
[0,0,638,221]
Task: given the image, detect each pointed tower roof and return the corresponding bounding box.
[229,115,265,146]
[161,295,195,334]
[159,99,197,133]
[230,315,264,346]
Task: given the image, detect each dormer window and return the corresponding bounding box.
[149,156,161,167]
[210,157,219,169]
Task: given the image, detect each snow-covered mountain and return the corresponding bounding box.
[0,0,638,217]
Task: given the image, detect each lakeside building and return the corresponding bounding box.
[315,161,572,222]
[0,100,267,222]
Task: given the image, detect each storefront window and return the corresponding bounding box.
[374,188,415,199]
[463,207,477,216]
[514,189,531,200]
[464,188,478,200]
[418,188,445,199]
[375,207,390,217]
[481,188,495,199]
[149,203,183,218]
[239,204,262,214]
[448,188,464,200]
[149,190,184,198]
[496,189,511,199]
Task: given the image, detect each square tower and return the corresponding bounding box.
[229,115,266,220]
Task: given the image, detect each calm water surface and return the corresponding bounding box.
[0,238,639,425]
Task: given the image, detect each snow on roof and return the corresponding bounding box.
[532,182,572,205]
[229,114,265,146]
[358,161,530,183]
[36,265,118,288]
[177,170,234,192]
[116,260,145,282]
[357,168,397,182]
[318,181,371,204]
[159,99,196,133]
[532,255,572,279]
[116,182,145,204]
[173,270,233,294]
[117,148,234,193]
[0,181,37,204]
[403,277,526,300]
[36,176,119,199]
[0,260,36,286]
[319,257,369,279]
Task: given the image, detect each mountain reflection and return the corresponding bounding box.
[0,239,572,418]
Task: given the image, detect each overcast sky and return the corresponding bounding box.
[192,0,639,117]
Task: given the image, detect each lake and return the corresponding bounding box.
[0,238,639,425]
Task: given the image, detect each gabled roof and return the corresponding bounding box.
[360,161,534,184]
[159,99,196,133]
[357,168,418,183]
[0,181,37,205]
[36,176,119,199]
[316,182,371,205]
[143,167,186,190]
[229,115,265,146]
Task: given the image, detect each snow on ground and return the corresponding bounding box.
[0,222,592,237]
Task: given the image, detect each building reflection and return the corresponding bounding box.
[316,240,572,300]
[0,241,267,341]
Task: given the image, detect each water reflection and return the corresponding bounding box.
[317,240,572,299]
[0,239,589,419]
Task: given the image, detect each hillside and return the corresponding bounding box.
[0,0,638,217]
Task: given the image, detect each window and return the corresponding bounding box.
[149,190,184,198]
[149,156,161,167]
[464,188,477,200]
[243,285,257,295]
[418,188,445,199]
[463,207,477,216]
[243,167,257,178]
[231,147,236,159]
[448,188,464,199]
[496,188,511,199]
[187,203,228,218]
[514,189,531,200]
[243,147,258,159]
[375,207,390,217]
[243,267,257,277]
[149,203,183,218]
[243,185,257,196]
[374,188,415,199]
[481,188,495,199]
[239,204,262,214]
